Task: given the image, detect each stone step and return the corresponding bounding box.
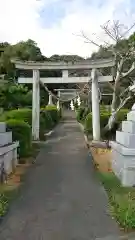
[116,131,135,148]
[111,141,135,155]
[0,132,12,146]
[0,141,19,156]
[122,120,135,133]
[0,122,6,133]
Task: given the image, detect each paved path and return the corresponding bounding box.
[0,121,121,239]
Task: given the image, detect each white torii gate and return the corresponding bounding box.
[13,59,115,141]
[54,89,79,109]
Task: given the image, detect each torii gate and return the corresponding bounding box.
[54,89,79,108]
[13,59,115,141]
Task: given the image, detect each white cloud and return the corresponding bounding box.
[0,0,134,57]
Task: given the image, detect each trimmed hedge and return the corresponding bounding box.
[84,109,129,139]
[45,105,60,124]
[0,106,61,134]
[76,107,89,122]
[6,119,32,158]
[0,106,61,157]
[1,109,32,126]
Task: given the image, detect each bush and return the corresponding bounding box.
[116,109,129,123]
[40,110,54,129]
[6,119,32,158]
[76,107,85,122]
[84,112,92,134]
[1,109,32,126]
[84,112,110,135]
[82,107,91,121]
[40,106,61,139]
[84,109,129,139]
[0,106,61,141]
[0,194,8,217]
[45,105,60,124]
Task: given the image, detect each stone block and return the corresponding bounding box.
[0,132,12,146]
[0,122,6,133]
[122,167,135,187]
[111,141,135,155]
[116,131,135,148]
[127,111,135,121]
[122,120,135,133]
[112,149,135,186]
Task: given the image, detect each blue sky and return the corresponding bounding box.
[0,0,135,57]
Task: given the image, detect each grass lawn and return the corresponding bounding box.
[97,172,135,232]
[90,146,135,232]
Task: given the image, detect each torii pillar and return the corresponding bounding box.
[32,70,40,140]
[91,69,100,141]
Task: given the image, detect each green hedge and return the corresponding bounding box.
[84,109,129,139]
[0,107,61,153]
[76,107,85,122]
[1,109,32,126]
[6,119,32,159]
[45,105,60,124]
[76,107,90,122]
[0,106,61,137]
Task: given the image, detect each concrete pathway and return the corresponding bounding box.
[0,121,121,239]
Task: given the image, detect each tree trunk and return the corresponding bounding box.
[105,112,117,131]
[111,90,117,112]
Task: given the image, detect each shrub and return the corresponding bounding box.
[84,112,92,134]
[82,107,91,121]
[40,110,54,139]
[84,112,110,135]
[0,106,61,141]
[2,109,32,126]
[84,109,129,139]
[40,106,61,139]
[6,119,32,158]
[76,107,85,122]
[45,105,60,124]
[0,194,8,217]
[116,109,129,123]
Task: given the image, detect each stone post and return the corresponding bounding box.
[91,69,100,141]
[32,69,40,140]
[57,91,60,110]
[57,100,60,110]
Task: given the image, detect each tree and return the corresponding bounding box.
[0,84,33,110]
[79,20,135,130]
[49,54,84,62]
